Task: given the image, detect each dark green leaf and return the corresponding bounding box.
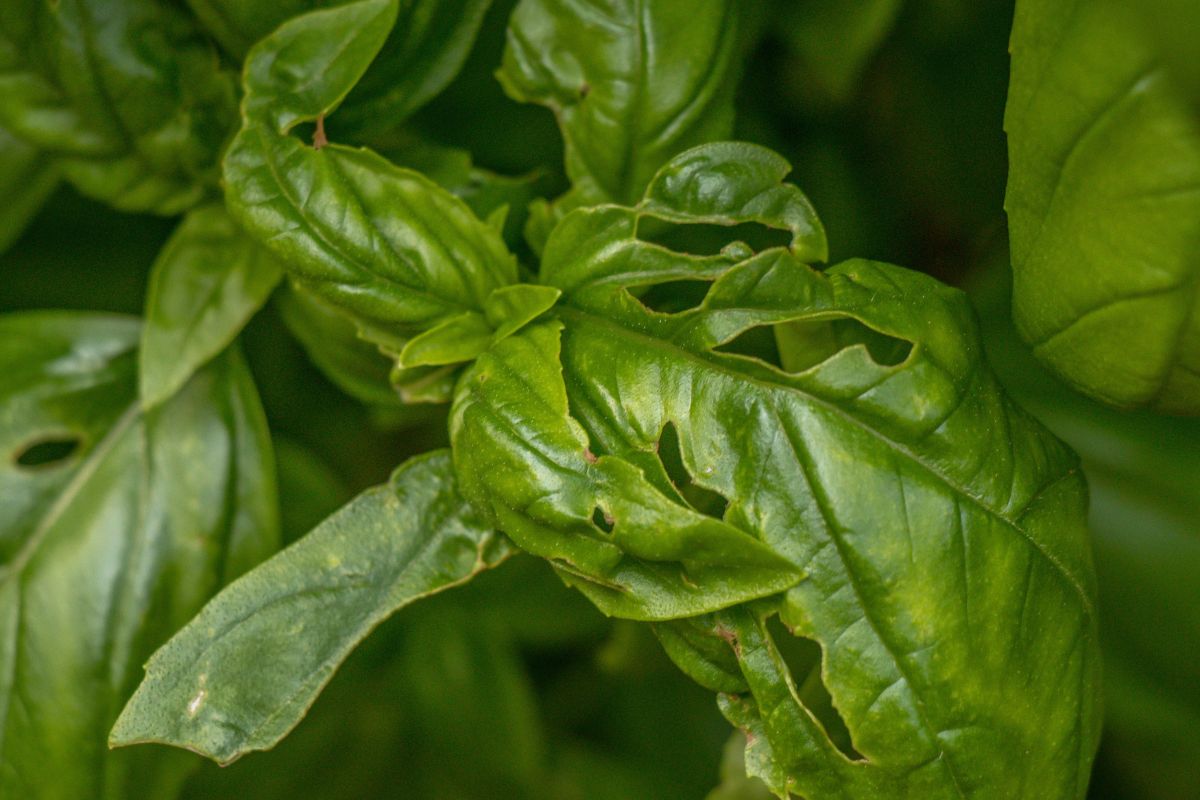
[224,0,524,361]
[110,450,510,765]
[0,312,279,799]
[1005,0,1200,413]
[0,0,235,214]
[141,205,284,409]
[0,123,57,253]
[498,0,753,207]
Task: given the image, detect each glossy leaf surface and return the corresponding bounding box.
[224,0,524,360]
[1006,0,1200,413]
[188,0,489,137]
[499,0,750,207]
[111,450,510,765]
[140,205,284,409]
[0,0,235,214]
[0,312,278,799]
[454,143,1100,797]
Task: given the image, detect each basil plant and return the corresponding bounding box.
[12,0,1175,797]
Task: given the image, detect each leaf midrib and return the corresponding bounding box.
[556,305,1095,620]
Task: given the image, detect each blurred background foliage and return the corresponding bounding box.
[1,0,1194,797]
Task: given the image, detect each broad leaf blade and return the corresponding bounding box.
[224,0,519,355]
[140,205,283,409]
[110,450,509,765]
[499,0,752,206]
[457,144,1100,796]
[0,312,279,800]
[1005,0,1200,413]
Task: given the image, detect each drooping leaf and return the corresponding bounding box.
[1005,0,1200,413]
[0,312,279,800]
[0,123,57,254]
[498,0,753,208]
[0,0,235,214]
[110,449,510,765]
[454,142,1100,796]
[224,0,538,371]
[140,205,284,409]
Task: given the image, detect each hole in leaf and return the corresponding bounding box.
[13,435,83,469]
[658,423,728,519]
[778,317,913,372]
[637,218,792,256]
[713,325,783,365]
[766,615,861,761]
[631,280,713,314]
[592,507,614,534]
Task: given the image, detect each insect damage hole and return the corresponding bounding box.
[765,615,861,761]
[777,317,913,372]
[13,434,84,469]
[631,279,714,315]
[658,422,728,520]
[637,217,792,256]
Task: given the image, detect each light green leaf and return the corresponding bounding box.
[140,205,284,409]
[0,0,235,214]
[1005,0,1200,413]
[224,0,519,357]
[0,123,57,254]
[0,312,279,800]
[110,450,510,765]
[456,143,1100,796]
[499,0,752,207]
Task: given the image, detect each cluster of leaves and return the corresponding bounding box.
[0,0,1196,799]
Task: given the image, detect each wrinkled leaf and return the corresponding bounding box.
[0,0,235,214]
[0,312,279,800]
[0,123,57,254]
[1005,0,1200,413]
[455,142,1100,796]
[499,0,752,207]
[141,205,283,409]
[224,0,531,365]
[111,450,510,765]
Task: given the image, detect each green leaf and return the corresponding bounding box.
[188,0,489,137]
[456,143,1100,795]
[224,0,519,356]
[110,449,510,765]
[0,0,235,214]
[0,312,279,799]
[969,263,1200,800]
[140,205,284,409]
[1005,0,1200,413]
[0,123,57,254]
[498,0,753,207]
